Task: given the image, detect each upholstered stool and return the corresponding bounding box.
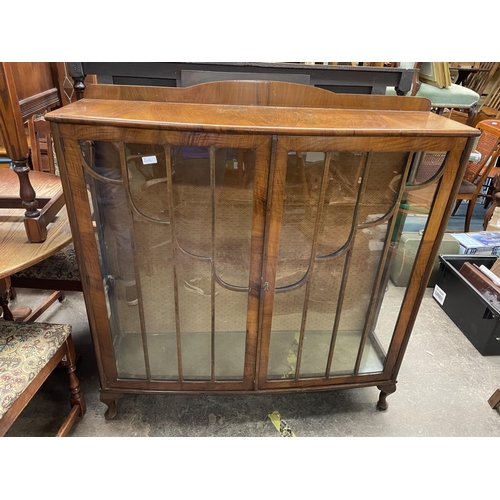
[387,83,479,124]
[0,320,86,436]
[386,63,480,125]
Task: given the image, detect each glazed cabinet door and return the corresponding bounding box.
[257,136,468,389]
[56,123,470,394]
[57,127,271,391]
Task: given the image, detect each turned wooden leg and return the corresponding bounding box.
[0,290,15,321]
[67,62,86,100]
[65,335,86,415]
[1,277,31,321]
[54,336,86,437]
[376,383,397,411]
[100,392,124,420]
[12,158,40,219]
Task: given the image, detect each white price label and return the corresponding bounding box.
[142,155,157,165]
[433,284,446,305]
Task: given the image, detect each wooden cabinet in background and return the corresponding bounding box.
[45,82,479,418]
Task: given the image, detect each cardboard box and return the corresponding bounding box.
[390,233,460,287]
[434,255,500,355]
[486,207,500,232]
[450,231,500,255]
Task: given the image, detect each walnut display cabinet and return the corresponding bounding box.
[45,82,479,419]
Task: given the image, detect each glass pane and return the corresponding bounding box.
[267,286,307,380]
[80,140,255,383]
[124,142,177,380]
[171,146,255,381]
[80,140,145,379]
[374,154,443,357]
[267,150,443,381]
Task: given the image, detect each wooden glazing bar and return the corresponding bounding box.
[242,138,273,388]
[315,152,371,262]
[214,274,248,292]
[295,153,333,380]
[325,153,370,378]
[255,136,278,386]
[407,152,423,184]
[174,239,211,261]
[353,151,416,376]
[79,147,123,185]
[119,143,151,381]
[325,249,353,379]
[404,154,448,191]
[210,146,216,383]
[164,145,183,382]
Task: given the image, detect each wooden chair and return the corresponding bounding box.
[0,62,66,243]
[477,77,500,120]
[0,63,83,321]
[28,114,57,174]
[0,156,82,323]
[460,62,500,97]
[451,119,500,232]
[0,320,86,436]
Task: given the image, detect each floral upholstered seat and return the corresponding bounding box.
[0,321,71,419]
[13,243,80,282]
[0,321,85,436]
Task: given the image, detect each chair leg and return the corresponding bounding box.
[0,292,15,321]
[452,199,463,216]
[55,335,86,437]
[1,278,15,321]
[464,200,475,233]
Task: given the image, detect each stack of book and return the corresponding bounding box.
[451,231,500,255]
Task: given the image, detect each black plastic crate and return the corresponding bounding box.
[434,255,500,355]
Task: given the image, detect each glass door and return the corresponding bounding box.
[74,132,271,390]
[258,137,449,388]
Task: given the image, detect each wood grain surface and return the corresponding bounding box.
[0,169,72,278]
[84,81,432,111]
[46,98,479,137]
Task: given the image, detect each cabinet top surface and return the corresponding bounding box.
[46,98,480,137]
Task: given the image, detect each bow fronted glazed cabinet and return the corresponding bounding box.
[45,82,479,418]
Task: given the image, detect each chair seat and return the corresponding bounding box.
[458,180,477,194]
[0,321,71,419]
[387,83,479,108]
[13,243,80,281]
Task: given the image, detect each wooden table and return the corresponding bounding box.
[0,168,72,320]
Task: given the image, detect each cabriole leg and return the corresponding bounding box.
[100,392,124,420]
[376,383,397,411]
